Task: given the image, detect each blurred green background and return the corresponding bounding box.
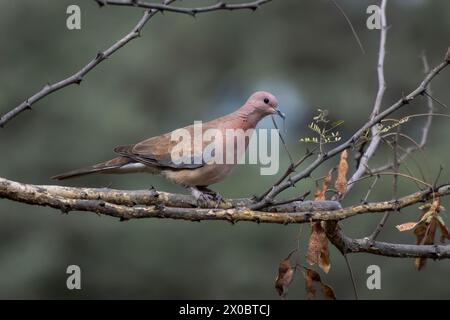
[0,0,449,299]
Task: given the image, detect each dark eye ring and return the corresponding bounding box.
[264,98,270,104]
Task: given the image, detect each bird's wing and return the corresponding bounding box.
[114,129,208,170]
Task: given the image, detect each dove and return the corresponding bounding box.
[52,91,284,203]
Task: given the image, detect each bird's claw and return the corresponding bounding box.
[190,187,224,208]
[197,192,215,207]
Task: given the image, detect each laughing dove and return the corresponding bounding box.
[53,91,283,202]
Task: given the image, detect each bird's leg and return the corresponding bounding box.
[197,186,224,206]
[189,186,224,207]
[189,186,214,207]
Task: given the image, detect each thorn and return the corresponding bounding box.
[288,177,296,188]
[445,46,450,62]
[96,51,105,60]
[24,100,32,110]
[60,205,71,214]
[401,94,410,104]
[74,76,83,85]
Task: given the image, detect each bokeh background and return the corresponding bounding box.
[0,0,449,299]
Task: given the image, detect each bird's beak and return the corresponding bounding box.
[276,108,286,119]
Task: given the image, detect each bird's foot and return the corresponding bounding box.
[190,187,224,208]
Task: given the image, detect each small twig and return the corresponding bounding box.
[371,54,438,173]
[0,0,273,128]
[271,115,294,165]
[0,1,176,128]
[258,148,316,201]
[95,0,272,16]
[343,254,358,300]
[349,171,432,189]
[329,0,365,54]
[362,175,379,203]
[346,0,387,193]
[368,127,400,242]
[423,91,448,109]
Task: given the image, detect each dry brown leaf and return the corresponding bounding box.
[396,222,418,232]
[275,255,295,297]
[436,216,450,242]
[304,268,336,300]
[334,150,348,195]
[395,199,448,271]
[413,199,442,270]
[320,282,337,300]
[306,222,330,273]
[430,199,441,213]
[314,169,333,201]
[414,219,437,271]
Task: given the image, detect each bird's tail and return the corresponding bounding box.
[52,156,131,180]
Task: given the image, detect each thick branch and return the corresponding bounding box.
[1,177,450,224]
[325,221,450,259]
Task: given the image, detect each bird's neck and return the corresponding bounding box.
[233,105,264,129]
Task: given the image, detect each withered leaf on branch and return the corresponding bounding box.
[436,216,450,242]
[304,268,336,300]
[414,199,441,271]
[335,150,348,196]
[314,169,333,201]
[306,222,330,273]
[275,252,295,297]
[415,219,437,270]
[396,222,418,232]
[394,199,448,271]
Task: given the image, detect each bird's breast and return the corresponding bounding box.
[162,164,234,187]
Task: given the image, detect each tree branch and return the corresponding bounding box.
[0,0,273,128]
[0,1,175,127]
[251,49,450,210]
[325,221,450,259]
[346,0,387,192]
[1,177,450,225]
[371,54,437,174]
[95,0,272,16]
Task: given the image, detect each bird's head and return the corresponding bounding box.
[245,91,285,120]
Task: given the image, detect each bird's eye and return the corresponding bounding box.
[264,98,270,104]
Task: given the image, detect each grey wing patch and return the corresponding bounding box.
[113,145,206,170]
